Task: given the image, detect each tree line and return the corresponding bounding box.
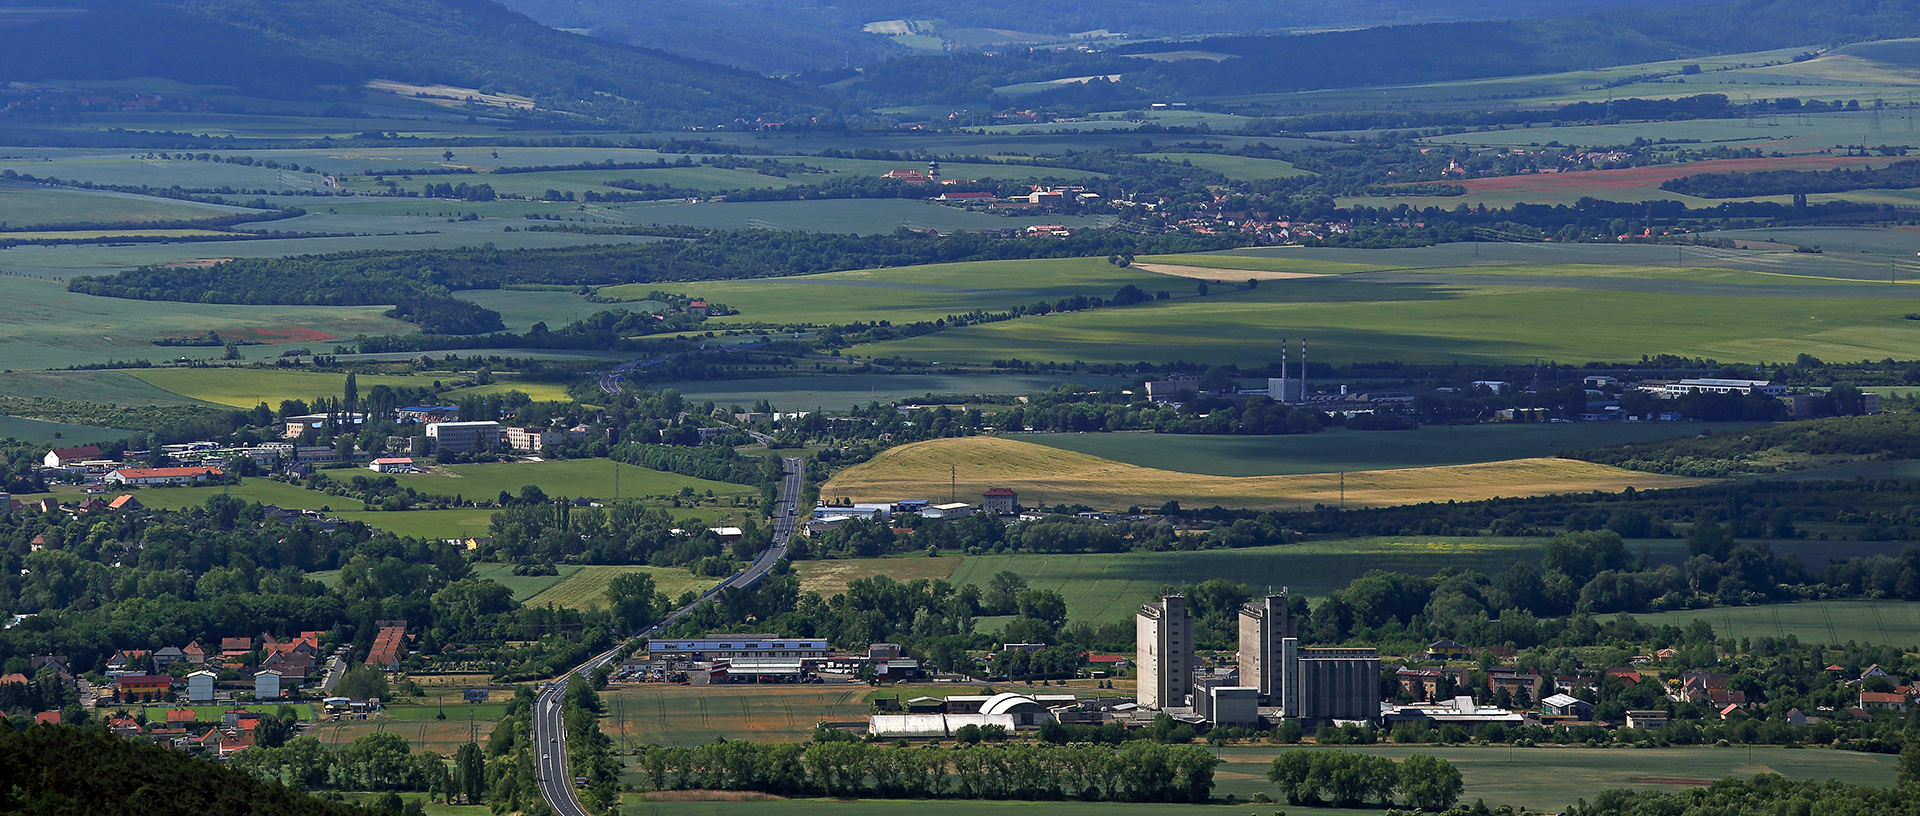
[630,739,1219,803]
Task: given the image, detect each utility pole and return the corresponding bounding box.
[950,465,956,503]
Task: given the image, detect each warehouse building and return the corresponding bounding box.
[646,636,830,661]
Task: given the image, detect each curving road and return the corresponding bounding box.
[533,456,804,816]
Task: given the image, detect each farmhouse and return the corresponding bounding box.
[368,457,415,473]
[43,446,102,468]
[103,466,222,486]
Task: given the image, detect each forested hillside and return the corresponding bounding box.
[837,0,1920,105]
[0,0,832,128]
[501,0,1710,74]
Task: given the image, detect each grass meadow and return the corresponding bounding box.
[0,276,409,371]
[522,565,718,611]
[1023,422,1771,477]
[604,685,873,749]
[1209,744,1896,813]
[820,436,1712,512]
[0,370,215,404]
[0,415,133,444]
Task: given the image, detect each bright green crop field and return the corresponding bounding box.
[1630,600,1920,648]
[127,368,444,408]
[604,257,1176,326]
[859,263,1920,366]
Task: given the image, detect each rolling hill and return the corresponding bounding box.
[0,0,834,128]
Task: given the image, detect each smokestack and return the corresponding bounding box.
[1280,337,1288,400]
[1300,338,1307,402]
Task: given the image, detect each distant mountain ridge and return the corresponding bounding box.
[499,0,1716,75]
[0,0,835,128]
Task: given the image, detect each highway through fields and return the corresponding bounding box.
[533,455,803,816]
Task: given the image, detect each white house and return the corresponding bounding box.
[368,457,415,473]
[255,669,282,700]
[186,669,217,704]
[43,446,104,468]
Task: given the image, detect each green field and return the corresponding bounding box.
[1210,745,1896,813]
[860,262,1920,366]
[0,183,253,227]
[464,563,571,601]
[1630,600,1920,648]
[0,370,219,405]
[602,257,1176,326]
[126,368,451,408]
[523,565,718,611]
[393,459,755,504]
[0,276,411,371]
[1140,152,1312,181]
[945,537,1557,622]
[0,415,133,444]
[604,685,873,749]
[333,508,499,540]
[1025,423,1771,477]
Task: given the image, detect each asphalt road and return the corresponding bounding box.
[532,456,804,816]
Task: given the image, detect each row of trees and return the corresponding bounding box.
[1266,750,1463,810]
[630,740,1219,802]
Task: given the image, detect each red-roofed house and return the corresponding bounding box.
[220,637,252,657]
[1860,691,1909,712]
[34,710,59,725]
[43,446,102,468]
[367,625,407,671]
[982,487,1018,515]
[104,466,222,486]
[182,641,208,664]
[108,716,141,736]
[115,674,174,701]
[108,495,143,511]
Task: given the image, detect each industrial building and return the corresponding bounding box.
[1194,684,1260,728]
[1278,640,1380,723]
[646,636,831,661]
[1136,595,1193,709]
[1383,695,1527,733]
[1237,592,1295,702]
[425,421,502,454]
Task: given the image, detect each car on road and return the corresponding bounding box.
[543,752,550,760]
